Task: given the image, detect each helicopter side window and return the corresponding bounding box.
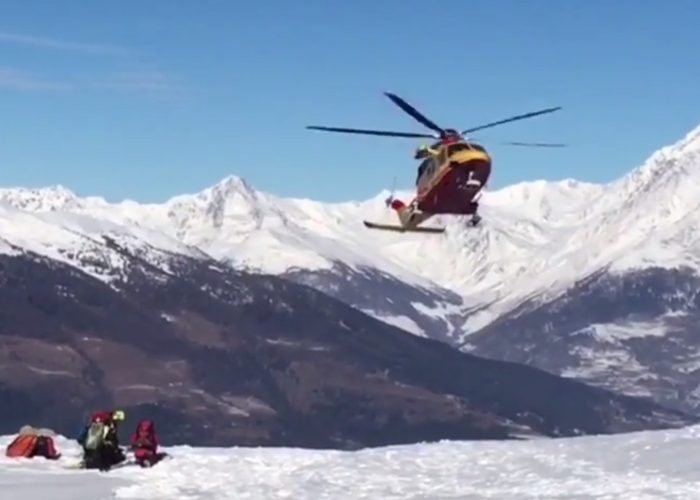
[416,159,431,185]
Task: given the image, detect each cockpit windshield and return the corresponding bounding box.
[447,142,486,154]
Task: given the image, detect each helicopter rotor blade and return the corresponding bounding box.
[500,141,567,147]
[384,92,446,136]
[462,107,562,135]
[306,126,436,138]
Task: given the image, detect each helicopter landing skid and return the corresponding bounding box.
[363,221,445,234]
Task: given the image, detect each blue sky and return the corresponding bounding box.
[0,0,698,202]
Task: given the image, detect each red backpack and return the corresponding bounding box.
[6,433,60,460]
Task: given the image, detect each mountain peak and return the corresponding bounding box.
[636,122,700,171]
[671,122,700,157]
[0,185,81,212]
[616,122,700,201]
[199,175,263,218]
[213,175,256,194]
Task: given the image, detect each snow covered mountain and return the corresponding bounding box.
[1,123,699,414]
[4,426,700,499]
[3,237,687,447]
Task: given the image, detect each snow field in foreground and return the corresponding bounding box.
[3,426,700,499]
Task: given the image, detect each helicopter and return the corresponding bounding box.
[306,92,564,233]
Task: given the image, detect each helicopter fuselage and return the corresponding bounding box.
[413,141,491,216]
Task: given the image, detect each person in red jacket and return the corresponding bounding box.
[130,420,161,467]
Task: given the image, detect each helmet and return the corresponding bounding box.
[91,411,112,423]
[138,420,154,431]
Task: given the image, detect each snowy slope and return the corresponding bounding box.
[0,201,207,283]
[4,426,700,499]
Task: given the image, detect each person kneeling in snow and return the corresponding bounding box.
[79,410,126,471]
[130,420,165,467]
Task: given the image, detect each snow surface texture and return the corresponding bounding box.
[0,124,699,335]
[4,426,700,499]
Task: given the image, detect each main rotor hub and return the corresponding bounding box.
[441,129,462,144]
